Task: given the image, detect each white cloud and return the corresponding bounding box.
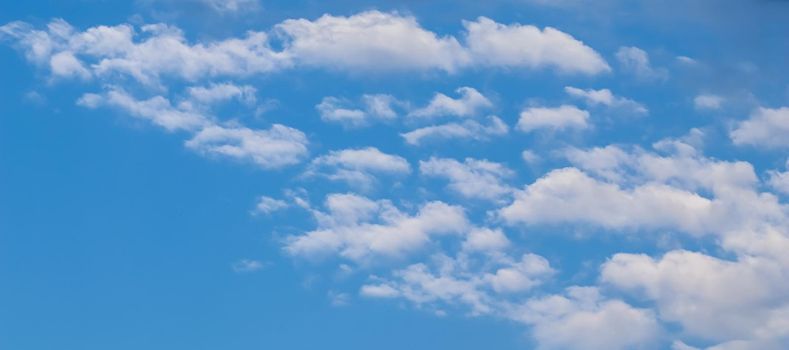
[521,150,540,164]
[275,11,470,72]
[409,87,492,119]
[616,46,668,81]
[1,19,285,85]
[49,51,91,80]
[361,94,398,120]
[284,193,469,262]
[565,86,648,115]
[77,88,208,131]
[602,250,789,344]
[511,287,661,350]
[694,94,724,111]
[516,105,589,132]
[462,227,510,253]
[185,124,308,169]
[315,97,367,127]
[730,107,789,148]
[2,13,610,84]
[360,284,401,298]
[316,94,400,127]
[401,115,508,146]
[499,167,716,234]
[254,196,289,215]
[768,159,789,195]
[185,83,257,107]
[420,157,514,202]
[361,252,553,315]
[501,140,777,236]
[306,147,410,190]
[463,17,610,75]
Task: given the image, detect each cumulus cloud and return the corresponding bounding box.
[516,105,589,132]
[306,147,411,190]
[185,124,308,168]
[500,140,782,237]
[361,252,553,314]
[420,157,515,202]
[408,87,492,119]
[511,287,661,350]
[602,250,789,345]
[730,107,789,148]
[275,11,470,72]
[1,12,610,85]
[616,46,668,81]
[284,193,469,262]
[565,86,648,115]
[463,17,610,74]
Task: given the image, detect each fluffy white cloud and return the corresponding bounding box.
[409,87,492,119]
[0,19,285,85]
[401,115,508,146]
[694,94,724,111]
[275,11,470,72]
[185,124,308,168]
[361,252,553,314]
[462,227,510,253]
[499,167,715,233]
[565,86,648,115]
[602,250,789,345]
[306,147,411,190]
[516,105,589,132]
[463,17,610,74]
[420,157,514,202]
[512,287,660,350]
[730,107,789,148]
[284,194,469,262]
[616,46,668,81]
[2,13,610,84]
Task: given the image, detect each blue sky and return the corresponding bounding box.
[1,1,789,349]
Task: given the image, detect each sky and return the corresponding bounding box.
[1,1,789,349]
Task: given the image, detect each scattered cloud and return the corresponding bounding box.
[730,107,789,148]
[401,115,508,146]
[305,147,411,190]
[408,87,492,119]
[616,46,668,81]
[420,157,515,202]
[254,196,289,215]
[693,94,724,111]
[516,105,589,132]
[565,86,648,115]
